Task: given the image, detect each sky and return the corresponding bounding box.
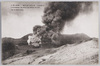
[1,2,45,38]
[62,2,99,38]
[1,1,99,38]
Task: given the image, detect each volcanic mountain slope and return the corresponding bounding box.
[2,33,33,46]
[2,38,99,65]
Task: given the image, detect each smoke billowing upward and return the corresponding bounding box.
[42,2,93,32]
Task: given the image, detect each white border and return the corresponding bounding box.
[0,0,100,1]
[0,0,100,66]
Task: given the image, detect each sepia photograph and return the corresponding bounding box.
[1,1,99,65]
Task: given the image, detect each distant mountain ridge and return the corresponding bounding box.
[2,33,33,46]
[2,33,93,46]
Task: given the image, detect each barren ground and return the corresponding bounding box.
[2,39,99,65]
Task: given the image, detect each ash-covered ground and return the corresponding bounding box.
[2,37,99,65]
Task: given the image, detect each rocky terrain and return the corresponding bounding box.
[2,38,99,65]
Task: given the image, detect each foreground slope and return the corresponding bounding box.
[2,38,99,65]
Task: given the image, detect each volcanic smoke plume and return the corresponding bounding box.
[42,2,93,32]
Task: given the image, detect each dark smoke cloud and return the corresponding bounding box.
[42,2,93,32]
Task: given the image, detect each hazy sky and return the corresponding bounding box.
[2,2,45,38]
[1,2,99,38]
[62,2,99,38]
